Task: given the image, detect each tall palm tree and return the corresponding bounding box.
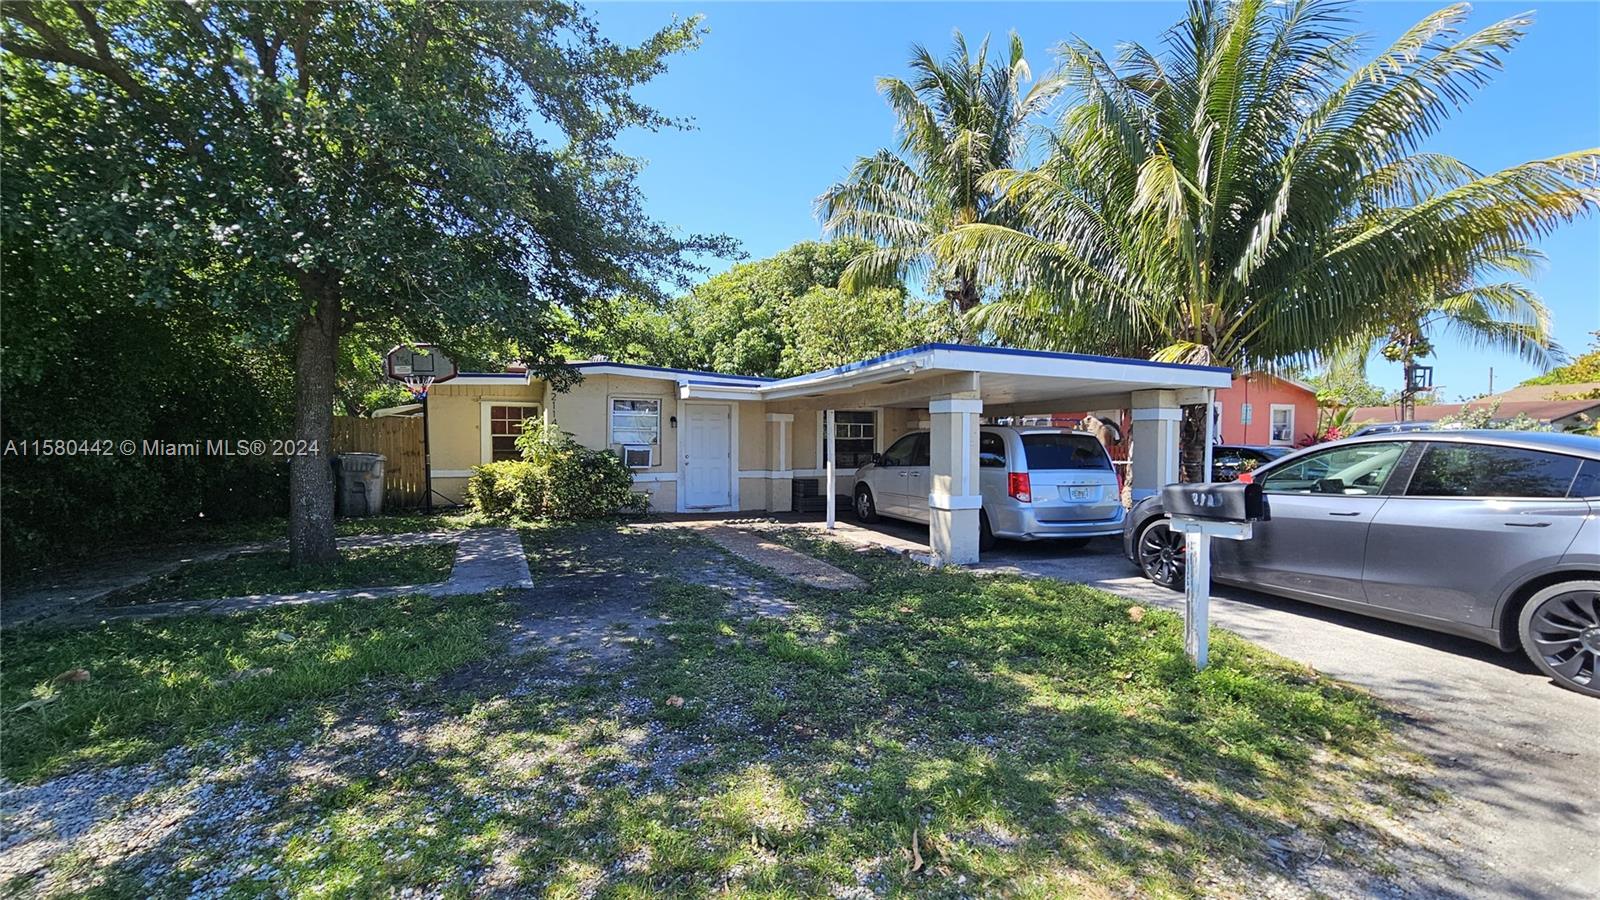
[1342,247,1558,407]
[818,31,1062,319]
[937,0,1598,476]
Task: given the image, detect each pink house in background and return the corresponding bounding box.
[1212,373,1318,447]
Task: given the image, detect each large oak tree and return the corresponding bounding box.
[3,1,728,563]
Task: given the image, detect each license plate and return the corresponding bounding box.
[1066,485,1093,500]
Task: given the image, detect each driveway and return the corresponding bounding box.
[798,516,1597,900]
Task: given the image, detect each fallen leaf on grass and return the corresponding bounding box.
[51,668,91,684]
[665,695,684,708]
[13,695,59,713]
[1127,605,1146,623]
[909,827,924,873]
[274,631,297,643]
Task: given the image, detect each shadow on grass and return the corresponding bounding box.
[5,521,1466,898]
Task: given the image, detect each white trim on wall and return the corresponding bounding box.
[1269,403,1296,445]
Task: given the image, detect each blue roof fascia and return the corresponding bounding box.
[567,360,774,383]
[763,342,1232,390]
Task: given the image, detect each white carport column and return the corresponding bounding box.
[1130,390,1181,501]
[765,413,794,513]
[928,394,984,565]
[825,409,837,529]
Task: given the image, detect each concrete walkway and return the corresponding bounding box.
[30,529,531,626]
[636,518,865,591]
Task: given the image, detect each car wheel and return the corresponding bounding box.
[853,485,880,524]
[978,510,997,552]
[1518,580,1600,697]
[1136,518,1184,590]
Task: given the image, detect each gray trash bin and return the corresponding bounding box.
[337,452,386,516]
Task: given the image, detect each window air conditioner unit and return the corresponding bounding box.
[621,445,652,469]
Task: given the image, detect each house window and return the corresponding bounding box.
[488,405,541,461]
[1269,404,1296,445]
[825,410,877,469]
[610,398,661,463]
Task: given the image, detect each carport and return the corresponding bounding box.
[680,344,1232,565]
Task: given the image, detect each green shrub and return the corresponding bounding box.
[466,461,544,519]
[466,422,648,520]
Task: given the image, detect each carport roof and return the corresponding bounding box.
[455,343,1234,404]
[683,343,1233,405]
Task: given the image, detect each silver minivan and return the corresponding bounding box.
[852,426,1124,550]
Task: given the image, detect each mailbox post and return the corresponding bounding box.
[1160,482,1268,670]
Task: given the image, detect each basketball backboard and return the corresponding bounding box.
[384,344,459,383]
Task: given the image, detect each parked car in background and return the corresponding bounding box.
[1212,444,1291,482]
[1349,421,1436,437]
[854,427,1123,551]
[1124,431,1600,696]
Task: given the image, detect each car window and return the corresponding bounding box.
[908,433,930,467]
[879,434,919,467]
[1260,441,1406,495]
[1406,443,1582,499]
[1571,459,1600,498]
[1020,433,1110,470]
[979,432,1007,468]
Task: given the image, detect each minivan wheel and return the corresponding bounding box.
[1518,580,1600,697]
[1136,519,1184,590]
[853,485,880,524]
[978,510,997,552]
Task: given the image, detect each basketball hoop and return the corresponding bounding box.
[402,375,435,401]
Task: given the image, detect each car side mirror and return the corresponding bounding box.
[870,452,883,466]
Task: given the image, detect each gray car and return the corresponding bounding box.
[1124,431,1600,696]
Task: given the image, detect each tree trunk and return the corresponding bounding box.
[1178,403,1209,483]
[288,276,342,566]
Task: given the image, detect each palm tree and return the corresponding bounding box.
[818,31,1062,319]
[936,0,1599,477]
[1336,247,1558,412]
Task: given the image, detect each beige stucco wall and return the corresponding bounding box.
[547,374,677,476]
[422,375,938,513]
[425,381,548,506]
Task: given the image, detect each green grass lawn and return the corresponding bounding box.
[254,526,1414,897]
[101,543,457,605]
[3,523,1425,897]
[0,592,509,781]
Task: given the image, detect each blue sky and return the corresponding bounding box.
[592,1,1600,398]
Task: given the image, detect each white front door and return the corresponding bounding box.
[682,403,733,509]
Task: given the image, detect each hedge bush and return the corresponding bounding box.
[466,423,648,520]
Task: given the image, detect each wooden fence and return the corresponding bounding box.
[331,416,427,508]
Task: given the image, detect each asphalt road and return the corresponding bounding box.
[829,518,1598,899]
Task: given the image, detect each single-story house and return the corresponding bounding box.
[1212,372,1318,447]
[423,343,1232,564]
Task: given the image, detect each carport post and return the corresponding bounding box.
[825,408,836,529]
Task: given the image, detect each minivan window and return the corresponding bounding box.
[1020,433,1109,470]
[1406,443,1581,499]
[979,432,1007,468]
[879,434,921,467]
